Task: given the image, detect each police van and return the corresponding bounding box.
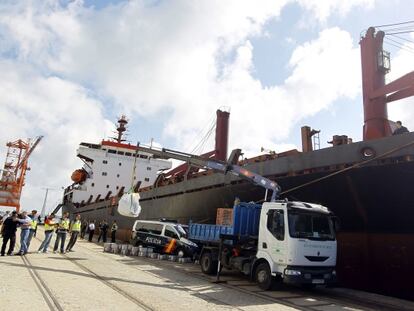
[131,220,198,258]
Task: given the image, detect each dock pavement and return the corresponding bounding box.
[1,227,413,311]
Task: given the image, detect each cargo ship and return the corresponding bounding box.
[62,115,172,207]
[62,27,414,300]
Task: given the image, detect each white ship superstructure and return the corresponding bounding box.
[64,116,172,206]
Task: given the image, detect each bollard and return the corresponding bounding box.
[158,254,168,260]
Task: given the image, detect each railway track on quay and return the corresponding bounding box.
[20,254,65,311]
[91,242,410,311]
[21,237,156,311]
[61,253,155,311]
[7,234,412,311]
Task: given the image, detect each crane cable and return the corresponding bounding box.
[190,118,216,154]
[254,139,414,204]
[128,142,139,192]
[372,20,414,28]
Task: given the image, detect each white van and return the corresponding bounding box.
[131,220,198,258]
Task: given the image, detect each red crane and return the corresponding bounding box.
[360,27,414,140]
[0,136,43,212]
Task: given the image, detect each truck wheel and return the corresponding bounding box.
[255,263,273,290]
[200,252,216,275]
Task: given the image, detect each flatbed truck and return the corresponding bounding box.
[189,201,337,289]
[120,144,337,289]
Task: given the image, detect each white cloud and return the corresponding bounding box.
[296,0,375,23]
[0,60,113,212]
[0,0,372,212]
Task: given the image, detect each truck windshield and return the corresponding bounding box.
[288,211,335,240]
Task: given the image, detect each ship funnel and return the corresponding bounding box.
[215,110,230,161]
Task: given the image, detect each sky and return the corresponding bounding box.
[0,0,413,214]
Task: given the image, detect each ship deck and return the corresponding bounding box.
[1,227,413,311]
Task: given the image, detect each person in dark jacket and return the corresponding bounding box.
[80,220,88,239]
[97,220,108,243]
[393,121,409,135]
[1,211,18,256]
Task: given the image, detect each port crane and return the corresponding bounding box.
[134,144,281,202]
[0,136,43,212]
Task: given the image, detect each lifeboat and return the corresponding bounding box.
[71,169,87,184]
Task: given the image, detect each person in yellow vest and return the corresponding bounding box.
[66,214,81,252]
[38,213,56,253]
[26,210,38,251]
[53,212,70,254]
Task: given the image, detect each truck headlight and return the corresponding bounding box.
[285,269,301,276]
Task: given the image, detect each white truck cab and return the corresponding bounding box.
[255,201,337,289]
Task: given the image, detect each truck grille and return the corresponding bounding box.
[305,256,329,262]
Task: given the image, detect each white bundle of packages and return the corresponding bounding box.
[118,192,141,217]
[131,247,139,256]
[103,243,112,252]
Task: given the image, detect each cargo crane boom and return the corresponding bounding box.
[136,144,281,202]
[15,136,43,171]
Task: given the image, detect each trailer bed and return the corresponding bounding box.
[189,203,261,243]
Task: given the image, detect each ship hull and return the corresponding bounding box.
[63,133,414,300]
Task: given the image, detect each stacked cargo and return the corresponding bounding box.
[216,208,233,225]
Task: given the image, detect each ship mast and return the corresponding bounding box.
[116,115,128,143]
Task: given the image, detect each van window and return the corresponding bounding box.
[267,210,285,241]
[174,225,188,238]
[135,222,147,232]
[135,222,163,235]
[164,226,179,239]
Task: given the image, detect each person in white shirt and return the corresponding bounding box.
[17,211,32,255]
[88,221,95,242]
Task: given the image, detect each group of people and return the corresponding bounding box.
[80,219,118,244]
[0,210,118,256]
[0,210,36,256]
[36,212,82,254]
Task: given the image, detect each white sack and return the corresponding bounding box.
[118,192,141,217]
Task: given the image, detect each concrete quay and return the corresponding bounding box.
[1,228,413,311]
